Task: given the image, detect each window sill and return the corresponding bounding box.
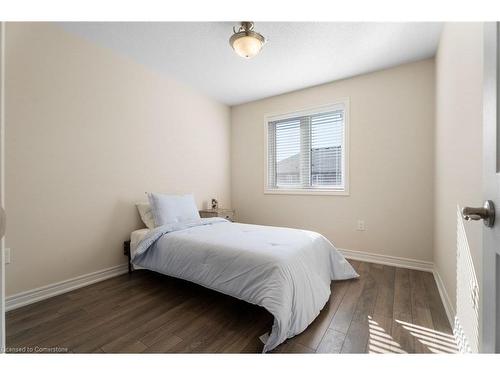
[264,188,350,196]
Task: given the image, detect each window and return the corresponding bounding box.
[265,101,349,195]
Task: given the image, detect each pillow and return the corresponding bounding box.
[147,193,200,226]
[136,202,155,229]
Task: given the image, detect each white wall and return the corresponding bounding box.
[434,23,484,310]
[231,59,435,262]
[5,23,231,296]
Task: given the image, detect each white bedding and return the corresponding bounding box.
[130,228,150,259]
[132,218,357,352]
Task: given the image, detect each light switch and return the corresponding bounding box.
[356,220,366,231]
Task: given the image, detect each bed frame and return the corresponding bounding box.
[123,240,133,274]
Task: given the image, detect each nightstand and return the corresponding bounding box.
[199,208,235,222]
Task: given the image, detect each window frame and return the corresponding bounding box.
[263,99,350,196]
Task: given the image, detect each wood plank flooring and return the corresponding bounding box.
[5,260,458,353]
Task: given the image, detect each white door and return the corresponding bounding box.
[474,22,500,353]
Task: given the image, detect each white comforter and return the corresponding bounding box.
[132,218,357,352]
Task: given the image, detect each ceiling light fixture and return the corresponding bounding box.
[229,22,266,59]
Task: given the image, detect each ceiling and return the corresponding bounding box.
[60,22,443,106]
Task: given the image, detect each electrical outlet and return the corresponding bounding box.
[356,220,366,231]
[4,247,11,264]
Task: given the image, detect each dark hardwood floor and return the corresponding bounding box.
[6,260,457,353]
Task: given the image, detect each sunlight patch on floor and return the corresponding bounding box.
[396,319,458,353]
[368,316,406,354]
[368,316,458,354]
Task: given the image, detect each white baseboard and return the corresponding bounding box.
[339,248,434,272]
[6,264,129,312]
[432,267,456,328]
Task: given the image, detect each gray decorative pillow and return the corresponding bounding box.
[136,202,155,229]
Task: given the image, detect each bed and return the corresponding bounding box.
[130,216,358,353]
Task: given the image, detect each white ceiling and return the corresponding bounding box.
[59,22,443,106]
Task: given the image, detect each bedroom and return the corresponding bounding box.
[0,0,499,373]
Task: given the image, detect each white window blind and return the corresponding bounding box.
[266,102,348,194]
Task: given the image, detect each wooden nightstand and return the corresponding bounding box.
[199,209,235,222]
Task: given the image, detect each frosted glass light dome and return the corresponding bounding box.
[230,22,266,59]
[232,35,264,58]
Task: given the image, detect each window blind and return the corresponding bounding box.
[267,105,346,191]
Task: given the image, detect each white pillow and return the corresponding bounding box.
[136,202,155,229]
[148,193,200,226]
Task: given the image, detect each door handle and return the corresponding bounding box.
[462,200,495,227]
